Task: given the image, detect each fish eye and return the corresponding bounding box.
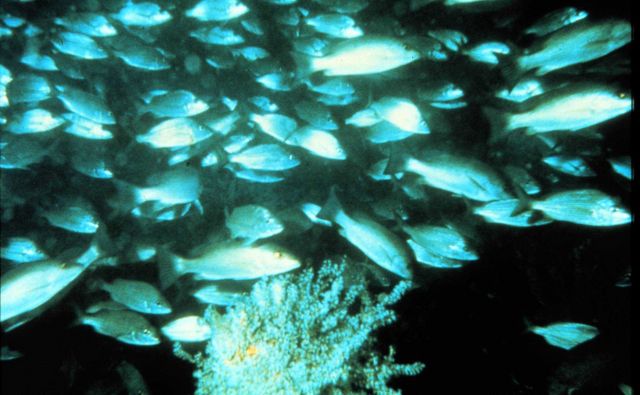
[273,251,282,258]
[618,92,627,99]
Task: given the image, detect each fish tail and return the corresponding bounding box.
[384,145,408,176]
[157,247,182,290]
[318,186,344,224]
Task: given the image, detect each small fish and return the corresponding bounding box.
[112,2,172,27]
[190,26,245,46]
[136,118,212,148]
[99,279,172,315]
[250,113,298,142]
[305,14,363,39]
[160,316,212,342]
[54,12,118,37]
[159,240,300,284]
[226,166,285,183]
[0,346,23,361]
[120,168,202,209]
[229,144,300,171]
[52,32,108,60]
[516,19,631,76]
[285,126,346,160]
[530,322,599,350]
[192,284,246,306]
[78,310,160,346]
[141,90,209,118]
[55,85,116,125]
[7,109,64,134]
[319,189,412,279]
[109,37,171,71]
[295,36,421,76]
[407,239,464,269]
[530,190,631,226]
[185,0,250,22]
[543,155,595,177]
[1,260,84,323]
[495,78,545,103]
[525,7,589,37]
[226,204,284,242]
[403,225,478,261]
[0,134,51,169]
[42,198,100,234]
[62,113,113,140]
[474,199,552,227]
[1,237,49,263]
[7,73,51,104]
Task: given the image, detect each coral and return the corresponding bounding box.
[191,258,424,394]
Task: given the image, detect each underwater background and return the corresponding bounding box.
[0,0,631,393]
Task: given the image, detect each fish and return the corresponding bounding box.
[228,144,300,171]
[140,90,209,118]
[78,310,161,346]
[41,198,101,234]
[6,109,64,134]
[190,26,245,46]
[530,189,631,226]
[52,31,108,60]
[249,113,298,142]
[54,12,118,37]
[98,279,172,315]
[226,204,285,242]
[285,126,346,160]
[293,100,338,131]
[112,2,172,27]
[524,7,589,37]
[185,0,250,22]
[319,189,412,279]
[160,316,212,342]
[192,284,246,306]
[403,225,478,261]
[6,73,51,104]
[398,153,512,202]
[515,19,631,76]
[485,83,631,138]
[159,240,300,284]
[55,85,116,125]
[295,36,421,76]
[136,118,212,148]
[116,361,150,395]
[61,113,114,140]
[1,236,49,263]
[542,155,595,178]
[1,260,84,323]
[407,240,464,269]
[530,322,599,350]
[305,14,364,39]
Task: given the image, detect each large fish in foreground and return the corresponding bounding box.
[159,239,300,286]
[514,18,631,76]
[295,36,421,76]
[485,83,631,139]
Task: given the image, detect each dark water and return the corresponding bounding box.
[0,0,631,394]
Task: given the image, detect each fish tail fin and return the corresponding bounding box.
[509,182,532,217]
[157,247,182,290]
[112,179,142,208]
[318,186,344,223]
[483,107,510,144]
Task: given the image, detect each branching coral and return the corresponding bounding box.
[192,258,424,394]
